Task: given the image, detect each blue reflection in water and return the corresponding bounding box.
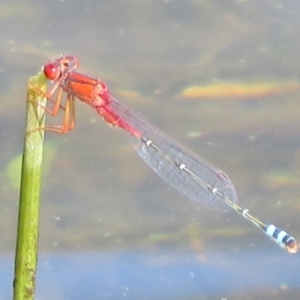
[1,250,299,299]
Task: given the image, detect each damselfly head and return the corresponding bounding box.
[43,55,79,81]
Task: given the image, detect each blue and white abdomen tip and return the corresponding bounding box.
[266,224,298,254]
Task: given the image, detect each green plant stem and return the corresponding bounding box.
[13,70,47,300]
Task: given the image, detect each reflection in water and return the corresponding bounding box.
[1,250,300,300]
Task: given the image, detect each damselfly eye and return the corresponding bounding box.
[62,60,69,67]
[64,55,79,68]
[44,63,59,80]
